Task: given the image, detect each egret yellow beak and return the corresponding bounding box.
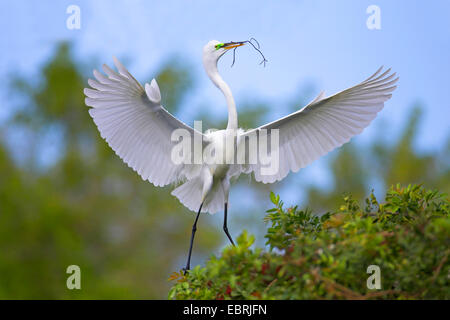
[223,42,245,50]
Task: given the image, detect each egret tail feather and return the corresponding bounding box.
[171,178,225,214]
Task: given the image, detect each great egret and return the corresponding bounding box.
[84,40,398,272]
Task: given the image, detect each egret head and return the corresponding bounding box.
[202,40,245,67]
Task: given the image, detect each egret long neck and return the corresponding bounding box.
[206,64,238,130]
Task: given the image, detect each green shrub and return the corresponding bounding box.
[168,184,449,299]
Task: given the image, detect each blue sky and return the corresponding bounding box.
[1,1,449,223]
[2,0,449,149]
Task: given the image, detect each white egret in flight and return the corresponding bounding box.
[84,40,398,272]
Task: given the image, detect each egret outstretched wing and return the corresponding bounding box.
[84,57,205,187]
[242,66,398,183]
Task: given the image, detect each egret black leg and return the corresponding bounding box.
[183,202,203,275]
[223,203,235,246]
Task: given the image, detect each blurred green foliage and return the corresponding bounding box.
[0,41,448,299]
[169,185,449,299]
[0,43,222,298]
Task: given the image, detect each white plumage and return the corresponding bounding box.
[86,58,203,188]
[244,66,398,183]
[85,57,397,212]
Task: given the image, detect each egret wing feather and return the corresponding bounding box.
[242,67,398,183]
[84,57,205,187]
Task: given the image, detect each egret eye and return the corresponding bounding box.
[215,43,224,50]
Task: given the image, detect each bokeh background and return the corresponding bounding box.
[1,0,449,299]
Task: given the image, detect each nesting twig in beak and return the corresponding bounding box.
[228,38,268,67]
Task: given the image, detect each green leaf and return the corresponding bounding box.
[270,191,278,205]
